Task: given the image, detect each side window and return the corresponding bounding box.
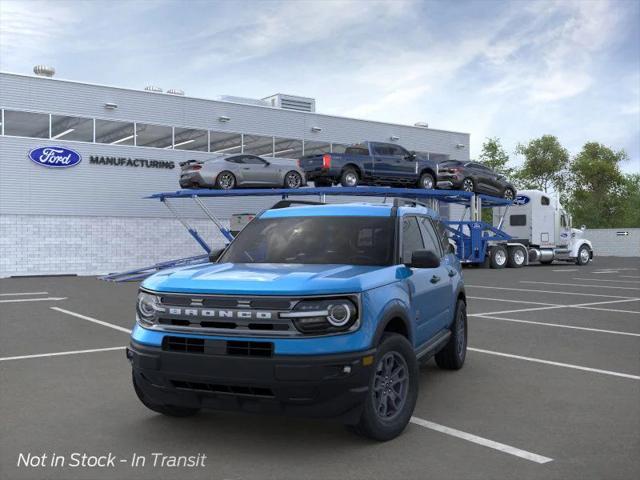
[418,217,442,257]
[541,196,550,206]
[373,144,390,155]
[561,215,567,227]
[510,214,527,226]
[388,145,409,157]
[431,218,450,253]
[226,156,244,164]
[243,155,266,165]
[401,217,425,263]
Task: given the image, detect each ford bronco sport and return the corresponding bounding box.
[128,201,467,440]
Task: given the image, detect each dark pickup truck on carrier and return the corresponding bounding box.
[299,141,440,189]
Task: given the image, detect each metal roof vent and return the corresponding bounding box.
[33,65,55,77]
[144,85,163,93]
[262,94,316,112]
[167,88,185,96]
[414,122,429,128]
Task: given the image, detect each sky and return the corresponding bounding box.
[1,0,639,172]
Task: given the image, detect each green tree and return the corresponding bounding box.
[618,174,640,227]
[515,135,569,193]
[566,142,628,228]
[479,137,513,177]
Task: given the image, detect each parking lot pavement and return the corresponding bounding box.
[1,257,639,480]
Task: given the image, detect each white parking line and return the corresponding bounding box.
[0,297,67,304]
[473,298,640,317]
[520,281,640,291]
[466,285,636,299]
[573,278,640,284]
[0,346,126,362]
[620,275,640,279]
[471,305,565,316]
[552,269,578,272]
[468,347,640,380]
[467,296,558,306]
[410,417,553,464]
[471,315,640,337]
[0,291,49,296]
[51,307,132,334]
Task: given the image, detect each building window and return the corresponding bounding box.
[51,115,94,142]
[541,196,550,206]
[173,127,208,151]
[95,119,135,145]
[135,123,173,148]
[210,131,242,154]
[3,110,49,138]
[273,137,303,158]
[303,140,330,156]
[243,134,274,156]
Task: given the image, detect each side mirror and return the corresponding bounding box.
[208,248,225,263]
[405,250,440,269]
[405,151,416,161]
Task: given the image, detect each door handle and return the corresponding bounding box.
[448,269,456,277]
[430,275,441,284]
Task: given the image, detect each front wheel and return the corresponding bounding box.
[462,177,475,192]
[349,333,418,441]
[418,172,435,189]
[503,187,515,201]
[284,171,303,189]
[576,245,591,265]
[435,299,467,370]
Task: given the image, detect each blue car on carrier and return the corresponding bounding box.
[128,200,467,441]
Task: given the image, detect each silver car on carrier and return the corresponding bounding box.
[179,154,306,189]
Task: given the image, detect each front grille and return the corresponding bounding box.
[171,380,274,398]
[162,336,273,357]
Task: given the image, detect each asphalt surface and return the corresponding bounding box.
[1,257,639,480]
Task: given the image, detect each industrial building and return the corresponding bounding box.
[0,68,470,277]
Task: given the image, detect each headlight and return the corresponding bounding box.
[282,297,358,334]
[136,291,161,326]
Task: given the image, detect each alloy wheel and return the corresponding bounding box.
[373,352,409,420]
[286,172,302,188]
[218,173,235,189]
[504,188,514,200]
[345,172,358,187]
[462,179,474,192]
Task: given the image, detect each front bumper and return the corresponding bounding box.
[436,174,463,190]
[128,340,375,421]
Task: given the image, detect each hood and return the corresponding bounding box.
[142,262,400,295]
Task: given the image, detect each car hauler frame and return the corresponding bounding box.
[101,186,516,282]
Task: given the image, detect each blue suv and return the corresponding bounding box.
[128,200,467,440]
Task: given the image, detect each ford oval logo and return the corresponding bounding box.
[28,146,82,168]
[514,195,530,205]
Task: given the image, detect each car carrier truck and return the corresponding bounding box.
[486,189,593,268]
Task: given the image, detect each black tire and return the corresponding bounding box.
[340,168,359,187]
[216,171,236,190]
[418,172,435,190]
[489,245,507,269]
[435,300,467,370]
[314,178,332,187]
[461,177,475,192]
[576,245,591,265]
[540,259,554,265]
[507,246,526,268]
[132,372,200,417]
[503,187,515,201]
[349,333,418,441]
[284,171,303,189]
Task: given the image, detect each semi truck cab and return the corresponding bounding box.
[493,189,593,266]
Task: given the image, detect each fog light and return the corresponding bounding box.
[362,355,374,366]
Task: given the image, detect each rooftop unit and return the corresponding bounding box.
[262,94,316,113]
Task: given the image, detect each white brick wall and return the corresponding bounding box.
[585,228,640,257]
[0,214,229,277]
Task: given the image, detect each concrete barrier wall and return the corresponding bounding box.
[586,228,640,257]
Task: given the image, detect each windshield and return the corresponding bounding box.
[219,216,395,266]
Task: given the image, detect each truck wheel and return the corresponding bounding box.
[349,333,418,441]
[418,172,435,189]
[435,299,467,370]
[216,171,236,190]
[340,168,359,187]
[576,245,591,265]
[489,245,507,269]
[507,246,526,268]
[132,372,200,417]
